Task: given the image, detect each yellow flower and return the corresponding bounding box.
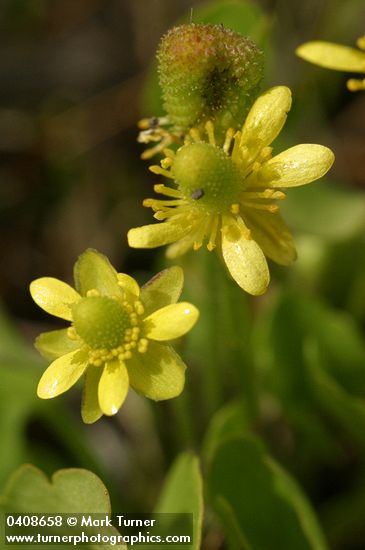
[128,86,334,295]
[296,36,365,91]
[30,249,199,423]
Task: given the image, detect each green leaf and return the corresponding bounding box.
[208,436,329,550]
[0,465,126,549]
[202,401,251,463]
[282,181,365,241]
[263,291,365,401]
[140,453,203,550]
[215,496,253,550]
[304,340,365,452]
[258,290,365,462]
[0,351,41,489]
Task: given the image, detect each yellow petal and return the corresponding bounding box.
[30,278,80,321]
[221,218,269,295]
[240,86,292,149]
[166,234,196,259]
[117,273,140,297]
[141,266,184,317]
[74,249,120,297]
[260,144,335,188]
[98,359,129,416]
[128,221,192,248]
[143,302,199,341]
[243,209,297,266]
[81,366,103,424]
[127,342,186,400]
[37,349,88,399]
[296,41,365,73]
[35,329,80,361]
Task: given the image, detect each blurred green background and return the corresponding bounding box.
[1,1,365,549]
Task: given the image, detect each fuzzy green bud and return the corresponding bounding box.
[72,296,129,349]
[158,23,264,135]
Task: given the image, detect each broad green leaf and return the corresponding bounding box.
[202,401,251,463]
[208,437,329,550]
[320,476,365,548]
[215,496,253,550]
[139,453,203,550]
[258,290,365,462]
[0,311,42,489]
[0,465,126,549]
[304,340,365,452]
[265,291,365,398]
[282,181,365,241]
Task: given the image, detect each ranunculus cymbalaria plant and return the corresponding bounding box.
[296,35,365,91]
[30,249,198,423]
[129,24,335,296]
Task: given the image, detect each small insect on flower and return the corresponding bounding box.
[128,86,335,296]
[30,249,199,423]
[296,35,365,91]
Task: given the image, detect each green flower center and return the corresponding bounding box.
[72,296,130,350]
[172,143,241,213]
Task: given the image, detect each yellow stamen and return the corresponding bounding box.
[223,128,235,154]
[149,165,174,179]
[153,207,190,220]
[259,147,273,162]
[67,327,78,340]
[236,215,252,239]
[161,157,173,169]
[154,184,184,198]
[138,116,169,130]
[193,217,210,250]
[134,302,144,315]
[143,198,183,211]
[356,36,365,51]
[189,127,201,142]
[230,203,240,214]
[86,289,100,297]
[271,191,286,200]
[242,190,286,200]
[347,78,365,91]
[243,201,279,213]
[231,131,242,159]
[141,136,173,159]
[153,209,179,220]
[163,148,175,159]
[207,215,219,251]
[205,120,216,146]
[138,118,152,130]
